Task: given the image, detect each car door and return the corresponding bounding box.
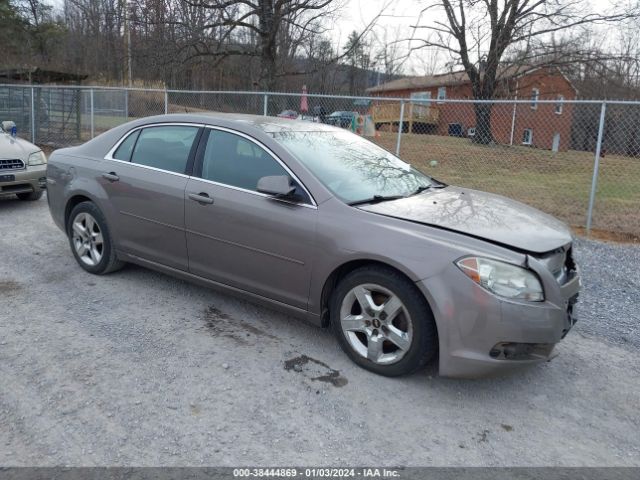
[184,127,318,309]
[102,123,202,270]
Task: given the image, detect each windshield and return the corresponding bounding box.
[272,130,434,204]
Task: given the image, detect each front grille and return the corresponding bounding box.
[0,159,25,171]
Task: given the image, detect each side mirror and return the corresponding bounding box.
[257,175,296,198]
[1,121,17,137]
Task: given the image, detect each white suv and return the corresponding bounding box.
[0,121,47,201]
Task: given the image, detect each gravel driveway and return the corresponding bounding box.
[1,195,639,466]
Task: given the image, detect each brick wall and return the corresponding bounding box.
[371,69,577,151]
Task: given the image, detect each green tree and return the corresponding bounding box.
[0,0,28,59]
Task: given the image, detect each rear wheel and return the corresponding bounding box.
[67,201,124,274]
[330,266,438,377]
[17,190,43,201]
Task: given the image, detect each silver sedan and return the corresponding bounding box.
[46,113,580,378]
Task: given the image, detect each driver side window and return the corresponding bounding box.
[200,129,310,203]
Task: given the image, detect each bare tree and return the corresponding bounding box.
[303,34,336,92]
[5,0,385,92]
[163,0,344,91]
[412,0,638,143]
[343,30,371,94]
[372,25,405,81]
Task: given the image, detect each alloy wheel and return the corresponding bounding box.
[71,212,104,267]
[339,283,413,365]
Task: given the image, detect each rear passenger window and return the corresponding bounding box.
[113,130,140,161]
[201,130,289,191]
[130,125,199,174]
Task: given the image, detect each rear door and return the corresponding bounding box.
[102,123,202,270]
[184,127,318,309]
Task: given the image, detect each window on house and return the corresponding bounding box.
[555,95,564,114]
[531,88,539,109]
[522,128,533,145]
[410,91,432,103]
[410,91,432,117]
[437,86,446,103]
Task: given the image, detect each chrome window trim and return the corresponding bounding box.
[103,156,191,178]
[200,125,317,208]
[103,122,317,208]
[187,175,317,210]
[104,122,205,173]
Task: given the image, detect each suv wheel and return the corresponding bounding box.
[67,201,124,274]
[330,266,438,377]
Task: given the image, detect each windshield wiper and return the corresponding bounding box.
[348,194,406,207]
[412,185,432,195]
[409,182,447,197]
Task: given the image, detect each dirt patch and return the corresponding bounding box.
[284,354,348,387]
[0,280,22,293]
[572,227,640,244]
[203,305,278,345]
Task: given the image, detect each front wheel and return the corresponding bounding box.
[67,201,124,274]
[330,266,438,377]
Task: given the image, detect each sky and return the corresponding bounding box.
[332,0,628,76]
[333,0,431,74]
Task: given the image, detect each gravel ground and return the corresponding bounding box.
[572,238,640,349]
[1,195,639,467]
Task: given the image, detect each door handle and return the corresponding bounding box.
[188,192,214,205]
[102,172,119,182]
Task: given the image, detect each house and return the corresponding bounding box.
[366,65,578,152]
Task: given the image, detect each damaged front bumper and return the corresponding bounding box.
[417,246,580,378]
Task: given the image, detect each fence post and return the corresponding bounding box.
[124,89,129,120]
[395,100,405,155]
[90,88,95,139]
[586,101,607,235]
[509,102,517,145]
[30,87,36,143]
[263,93,268,116]
[164,90,169,114]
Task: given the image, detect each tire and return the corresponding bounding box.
[67,201,124,275]
[330,265,438,377]
[17,190,44,201]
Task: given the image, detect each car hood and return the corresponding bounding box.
[358,186,572,253]
[0,133,40,161]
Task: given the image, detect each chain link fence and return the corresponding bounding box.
[1,84,639,239]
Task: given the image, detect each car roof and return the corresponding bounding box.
[134,112,340,134]
[64,112,345,161]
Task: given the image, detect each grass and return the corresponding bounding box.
[373,132,640,239]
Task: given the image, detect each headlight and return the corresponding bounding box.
[456,256,544,301]
[28,150,47,166]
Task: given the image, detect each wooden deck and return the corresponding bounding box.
[370,102,439,129]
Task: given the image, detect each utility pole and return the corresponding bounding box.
[123,0,132,86]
